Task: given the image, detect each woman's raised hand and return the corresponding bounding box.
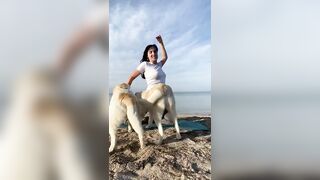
[156,35,163,44]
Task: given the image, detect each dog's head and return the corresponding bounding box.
[113,83,130,95]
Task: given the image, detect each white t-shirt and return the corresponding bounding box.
[136,61,166,90]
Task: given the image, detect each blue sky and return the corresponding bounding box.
[109,0,211,92]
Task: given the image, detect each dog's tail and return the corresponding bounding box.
[119,92,140,120]
[119,93,137,110]
[120,93,144,137]
[164,85,176,113]
[163,85,174,97]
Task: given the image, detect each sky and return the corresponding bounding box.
[213,0,320,95]
[109,0,211,92]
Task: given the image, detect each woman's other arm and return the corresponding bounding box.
[127,70,141,86]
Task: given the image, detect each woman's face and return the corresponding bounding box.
[147,47,158,63]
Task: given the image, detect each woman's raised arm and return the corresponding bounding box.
[156,35,168,66]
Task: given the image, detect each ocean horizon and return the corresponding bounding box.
[108,91,211,115]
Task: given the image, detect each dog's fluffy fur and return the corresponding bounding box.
[109,83,152,152]
[136,83,181,144]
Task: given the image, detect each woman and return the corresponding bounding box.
[127,35,181,144]
[127,35,168,89]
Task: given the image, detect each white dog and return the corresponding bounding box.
[109,83,152,153]
[136,83,181,145]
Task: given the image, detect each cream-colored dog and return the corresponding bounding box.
[109,83,152,152]
[136,83,181,145]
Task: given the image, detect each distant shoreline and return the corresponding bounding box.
[178,113,211,118]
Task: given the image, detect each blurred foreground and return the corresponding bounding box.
[0,68,107,180]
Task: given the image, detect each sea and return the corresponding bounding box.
[106,91,211,115]
[174,91,211,115]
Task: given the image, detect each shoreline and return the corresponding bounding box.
[177,113,211,118]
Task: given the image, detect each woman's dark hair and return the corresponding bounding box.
[140,44,158,79]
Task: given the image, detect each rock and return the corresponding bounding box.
[114,171,138,179]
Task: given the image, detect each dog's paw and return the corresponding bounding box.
[176,134,182,140]
[141,144,145,149]
[109,148,113,153]
[128,128,133,133]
